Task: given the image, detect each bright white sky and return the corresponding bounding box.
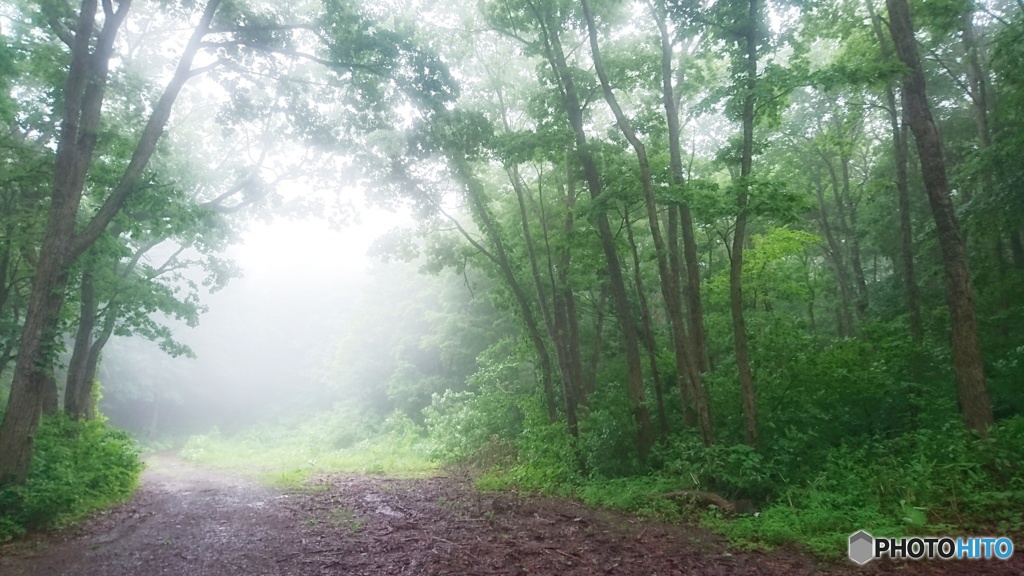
[227,203,410,284]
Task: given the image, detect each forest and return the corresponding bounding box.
[0,0,1022,561]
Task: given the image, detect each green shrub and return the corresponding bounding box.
[0,415,143,541]
[424,346,528,466]
[654,434,777,500]
[576,386,644,478]
[705,417,1024,558]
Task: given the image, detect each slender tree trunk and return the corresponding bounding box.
[625,208,669,437]
[556,172,587,407]
[666,206,696,427]
[886,0,993,434]
[892,101,923,342]
[582,0,712,446]
[531,4,653,455]
[869,0,923,343]
[653,2,708,376]
[586,285,607,395]
[448,154,560,425]
[80,304,117,421]
[1011,231,1024,268]
[840,156,869,319]
[729,0,760,449]
[509,166,577,432]
[65,270,97,419]
[813,176,855,337]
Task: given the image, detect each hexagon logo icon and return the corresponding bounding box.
[849,530,874,565]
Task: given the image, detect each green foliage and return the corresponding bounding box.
[576,385,643,478]
[654,436,775,500]
[704,417,1024,558]
[0,415,143,542]
[424,387,522,466]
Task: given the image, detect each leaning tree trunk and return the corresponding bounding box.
[868,0,923,344]
[510,164,581,433]
[886,0,993,434]
[534,8,654,456]
[583,0,712,446]
[447,153,560,425]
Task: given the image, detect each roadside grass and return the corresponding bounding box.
[463,417,1024,562]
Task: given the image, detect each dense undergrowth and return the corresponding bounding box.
[0,415,142,542]
[424,325,1024,560]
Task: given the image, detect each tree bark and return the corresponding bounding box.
[839,155,869,319]
[446,154,560,425]
[529,0,654,456]
[0,0,221,484]
[813,175,855,338]
[868,0,923,344]
[727,0,760,449]
[65,269,97,419]
[625,208,669,437]
[886,0,993,434]
[582,0,712,446]
[510,166,577,432]
[653,2,708,376]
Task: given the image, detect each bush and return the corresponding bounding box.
[705,417,1024,558]
[0,415,143,541]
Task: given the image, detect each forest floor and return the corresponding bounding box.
[0,453,1019,575]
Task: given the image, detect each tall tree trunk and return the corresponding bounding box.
[727,0,760,449]
[586,285,608,395]
[80,303,118,421]
[813,176,855,337]
[665,206,696,427]
[653,2,708,376]
[582,0,712,446]
[447,153,560,425]
[531,2,654,455]
[840,155,869,319]
[555,171,587,408]
[0,0,221,485]
[509,166,578,433]
[869,0,923,343]
[65,270,97,419]
[886,0,993,434]
[1011,231,1024,268]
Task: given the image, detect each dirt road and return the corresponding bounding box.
[0,454,1018,575]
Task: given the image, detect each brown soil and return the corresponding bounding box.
[0,453,1020,575]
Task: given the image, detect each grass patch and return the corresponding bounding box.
[328,506,366,532]
[180,410,437,487]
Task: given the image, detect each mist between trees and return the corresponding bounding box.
[1,0,1023,557]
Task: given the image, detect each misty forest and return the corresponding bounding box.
[1,0,1023,571]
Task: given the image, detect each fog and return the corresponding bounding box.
[99,211,409,439]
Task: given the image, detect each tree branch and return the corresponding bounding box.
[70,0,223,259]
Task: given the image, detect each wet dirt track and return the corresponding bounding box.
[1,454,1020,575]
